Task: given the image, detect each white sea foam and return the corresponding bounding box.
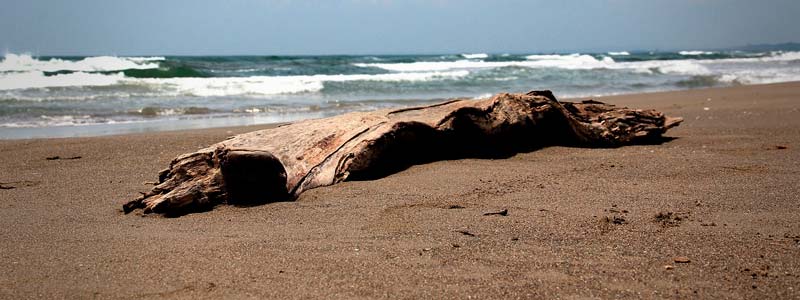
[139,76,324,97]
[678,51,800,65]
[0,53,162,72]
[461,53,489,59]
[355,60,480,72]
[717,67,800,85]
[355,53,723,76]
[38,115,100,125]
[614,60,712,76]
[125,56,167,63]
[141,71,471,97]
[619,51,800,84]
[0,70,470,95]
[0,114,118,128]
[356,54,616,72]
[9,118,140,130]
[525,53,582,60]
[676,51,800,84]
[608,51,630,56]
[761,51,800,62]
[0,71,127,90]
[679,50,715,56]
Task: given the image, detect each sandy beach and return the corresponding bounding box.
[1,82,799,299]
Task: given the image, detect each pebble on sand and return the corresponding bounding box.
[674,256,691,263]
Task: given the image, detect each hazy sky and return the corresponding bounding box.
[1,0,799,55]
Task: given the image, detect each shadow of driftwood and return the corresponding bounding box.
[346,123,678,181]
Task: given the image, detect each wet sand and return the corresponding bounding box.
[1,82,799,299]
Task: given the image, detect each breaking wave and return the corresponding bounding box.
[352,51,800,78]
[354,54,616,72]
[461,53,489,59]
[353,53,717,75]
[0,53,163,72]
[0,70,470,96]
[0,71,126,90]
[679,50,715,56]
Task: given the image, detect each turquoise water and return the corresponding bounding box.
[1,50,799,138]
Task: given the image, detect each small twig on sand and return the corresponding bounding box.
[483,209,508,216]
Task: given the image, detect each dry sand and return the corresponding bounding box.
[1,82,799,299]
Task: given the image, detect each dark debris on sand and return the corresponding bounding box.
[483,209,508,216]
[654,211,689,227]
[46,156,83,161]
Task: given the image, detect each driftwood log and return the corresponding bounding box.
[123,91,682,216]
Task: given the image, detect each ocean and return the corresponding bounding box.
[1,50,799,139]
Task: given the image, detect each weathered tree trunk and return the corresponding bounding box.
[123,91,682,216]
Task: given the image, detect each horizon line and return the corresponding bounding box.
[3,41,799,57]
